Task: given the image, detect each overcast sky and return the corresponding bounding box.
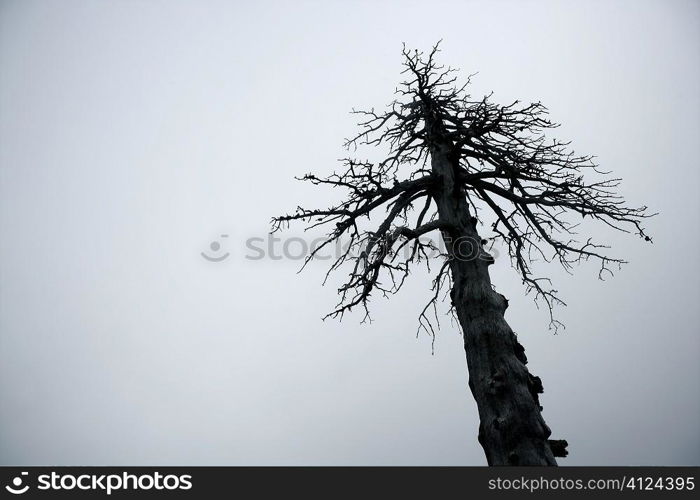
[1,0,698,465]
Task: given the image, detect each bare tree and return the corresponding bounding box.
[273,44,653,466]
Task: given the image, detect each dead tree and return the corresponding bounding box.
[272,44,653,465]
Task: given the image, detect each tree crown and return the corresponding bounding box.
[273,43,654,333]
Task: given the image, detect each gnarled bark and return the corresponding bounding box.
[431,143,560,465]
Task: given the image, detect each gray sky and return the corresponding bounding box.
[1,0,698,465]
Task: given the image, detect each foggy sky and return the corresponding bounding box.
[1,0,698,465]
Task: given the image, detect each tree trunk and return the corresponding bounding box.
[430,142,559,466]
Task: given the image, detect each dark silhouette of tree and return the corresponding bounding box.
[272,44,653,465]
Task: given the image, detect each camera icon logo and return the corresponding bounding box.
[5,472,29,495]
